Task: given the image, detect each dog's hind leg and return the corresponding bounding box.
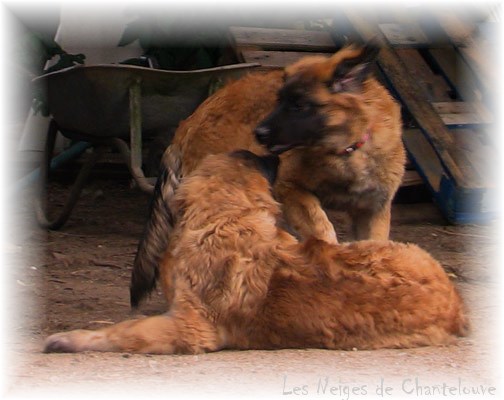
[43,305,222,354]
[276,184,338,244]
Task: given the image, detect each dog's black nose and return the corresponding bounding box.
[254,125,270,144]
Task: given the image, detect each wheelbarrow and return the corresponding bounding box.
[32,62,259,229]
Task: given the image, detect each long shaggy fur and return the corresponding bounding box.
[45,152,467,355]
[130,44,406,307]
[130,145,182,307]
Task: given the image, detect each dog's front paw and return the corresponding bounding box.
[43,330,107,353]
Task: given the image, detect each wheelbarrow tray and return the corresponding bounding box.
[33,62,260,140]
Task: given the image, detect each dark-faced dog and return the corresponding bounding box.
[45,151,467,354]
[131,43,405,307]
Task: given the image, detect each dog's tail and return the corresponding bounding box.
[130,144,182,308]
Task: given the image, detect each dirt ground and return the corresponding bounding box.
[4,168,502,399]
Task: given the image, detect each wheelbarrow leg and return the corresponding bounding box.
[107,81,155,195]
[126,78,154,194]
[34,120,103,230]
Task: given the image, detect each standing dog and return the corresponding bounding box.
[45,152,467,354]
[131,43,406,307]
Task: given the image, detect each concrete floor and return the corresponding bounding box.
[4,181,502,400]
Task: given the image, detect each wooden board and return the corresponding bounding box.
[403,129,444,192]
[431,10,495,100]
[401,169,423,187]
[379,23,430,47]
[432,102,493,126]
[404,129,497,223]
[229,27,336,52]
[240,50,330,69]
[428,47,485,103]
[450,127,497,188]
[395,48,453,102]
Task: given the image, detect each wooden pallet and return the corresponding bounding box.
[228,16,497,223]
[341,9,497,223]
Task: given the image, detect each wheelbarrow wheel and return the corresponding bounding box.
[34,120,103,230]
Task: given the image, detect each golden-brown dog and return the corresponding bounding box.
[45,151,467,354]
[130,43,406,307]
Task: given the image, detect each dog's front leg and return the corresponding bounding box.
[43,308,222,355]
[276,183,338,244]
[351,202,391,240]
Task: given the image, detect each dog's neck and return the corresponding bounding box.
[336,128,371,156]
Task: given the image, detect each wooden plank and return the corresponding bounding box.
[241,50,330,69]
[439,114,484,126]
[402,129,444,192]
[431,102,470,114]
[450,128,496,188]
[432,11,494,92]
[342,10,480,189]
[229,27,336,52]
[429,46,486,103]
[379,23,430,47]
[433,12,477,46]
[395,48,453,102]
[426,48,458,85]
[401,169,423,187]
[431,101,493,125]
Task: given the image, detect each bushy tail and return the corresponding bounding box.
[130,145,182,308]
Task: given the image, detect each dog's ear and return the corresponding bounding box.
[257,154,280,186]
[328,42,380,93]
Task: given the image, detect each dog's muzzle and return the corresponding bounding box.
[255,125,299,154]
[254,125,271,146]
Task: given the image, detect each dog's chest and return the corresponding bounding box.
[313,154,388,211]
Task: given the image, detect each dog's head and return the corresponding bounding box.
[255,43,380,154]
[172,151,281,219]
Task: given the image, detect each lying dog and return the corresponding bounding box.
[45,151,467,354]
[131,43,406,307]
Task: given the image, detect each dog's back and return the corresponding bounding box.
[175,71,283,174]
[163,153,468,351]
[160,153,468,351]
